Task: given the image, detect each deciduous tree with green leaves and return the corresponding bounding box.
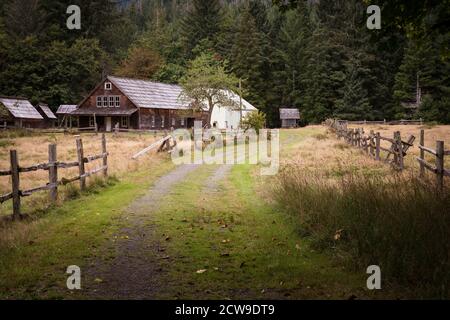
[179,51,240,127]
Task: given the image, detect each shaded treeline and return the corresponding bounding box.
[0,0,448,125]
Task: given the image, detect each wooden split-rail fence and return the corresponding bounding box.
[325,119,415,170]
[0,134,109,220]
[325,119,449,190]
[417,129,450,190]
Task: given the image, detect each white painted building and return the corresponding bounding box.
[209,91,258,129]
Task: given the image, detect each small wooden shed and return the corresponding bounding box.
[0,96,44,128]
[56,105,78,128]
[280,108,300,128]
[36,103,57,128]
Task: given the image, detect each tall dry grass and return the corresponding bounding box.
[274,166,450,298]
[274,126,450,297]
[0,131,166,217]
[347,124,450,170]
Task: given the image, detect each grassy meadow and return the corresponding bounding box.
[0,125,449,299]
[274,125,450,298]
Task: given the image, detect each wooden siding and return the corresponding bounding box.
[79,79,137,111]
[78,78,207,130]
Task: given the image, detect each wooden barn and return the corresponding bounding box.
[36,103,57,128]
[73,76,205,131]
[0,96,44,128]
[72,76,257,131]
[280,108,300,128]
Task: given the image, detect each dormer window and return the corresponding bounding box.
[105,82,112,90]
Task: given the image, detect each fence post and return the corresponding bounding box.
[375,132,381,161]
[369,130,374,156]
[357,129,361,148]
[419,129,425,177]
[10,150,21,220]
[395,131,404,170]
[48,144,58,203]
[102,134,108,177]
[436,140,444,191]
[76,138,86,190]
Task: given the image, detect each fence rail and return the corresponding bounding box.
[325,119,414,170]
[0,134,108,220]
[417,129,449,190]
[340,119,423,125]
[325,119,448,190]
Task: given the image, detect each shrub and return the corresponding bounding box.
[241,111,266,134]
[274,166,450,297]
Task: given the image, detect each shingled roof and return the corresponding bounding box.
[106,76,257,111]
[0,97,43,120]
[108,76,190,110]
[56,105,78,115]
[280,108,300,120]
[37,103,57,119]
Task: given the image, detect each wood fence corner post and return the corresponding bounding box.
[76,138,86,191]
[419,129,425,177]
[436,140,444,191]
[102,134,108,177]
[369,130,374,156]
[48,144,58,203]
[10,150,21,220]
[375,132,381,161]
[397,131,404,170]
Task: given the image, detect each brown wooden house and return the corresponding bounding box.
[73,76,206,131]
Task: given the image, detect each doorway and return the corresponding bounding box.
[187,118,196,128]
[105,117,112,132]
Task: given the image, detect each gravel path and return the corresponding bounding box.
[84,164,199,299]
[84,164,232,299]
[203,165,233,193]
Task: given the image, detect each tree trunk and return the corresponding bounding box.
[207,98,215,128]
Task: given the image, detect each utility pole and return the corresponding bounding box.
[292,70,296,106]
[416,73,421,107]
[239,78,243,128]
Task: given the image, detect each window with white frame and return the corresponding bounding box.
[121,116,128,127]
[103,96,108,107]
[96,96,102,107]
[161,115,165,128]
[105,82,112,90]
[115,96,120,107]
[89,117,95,127]
[151,115,155,128]
[109,96,115,107]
